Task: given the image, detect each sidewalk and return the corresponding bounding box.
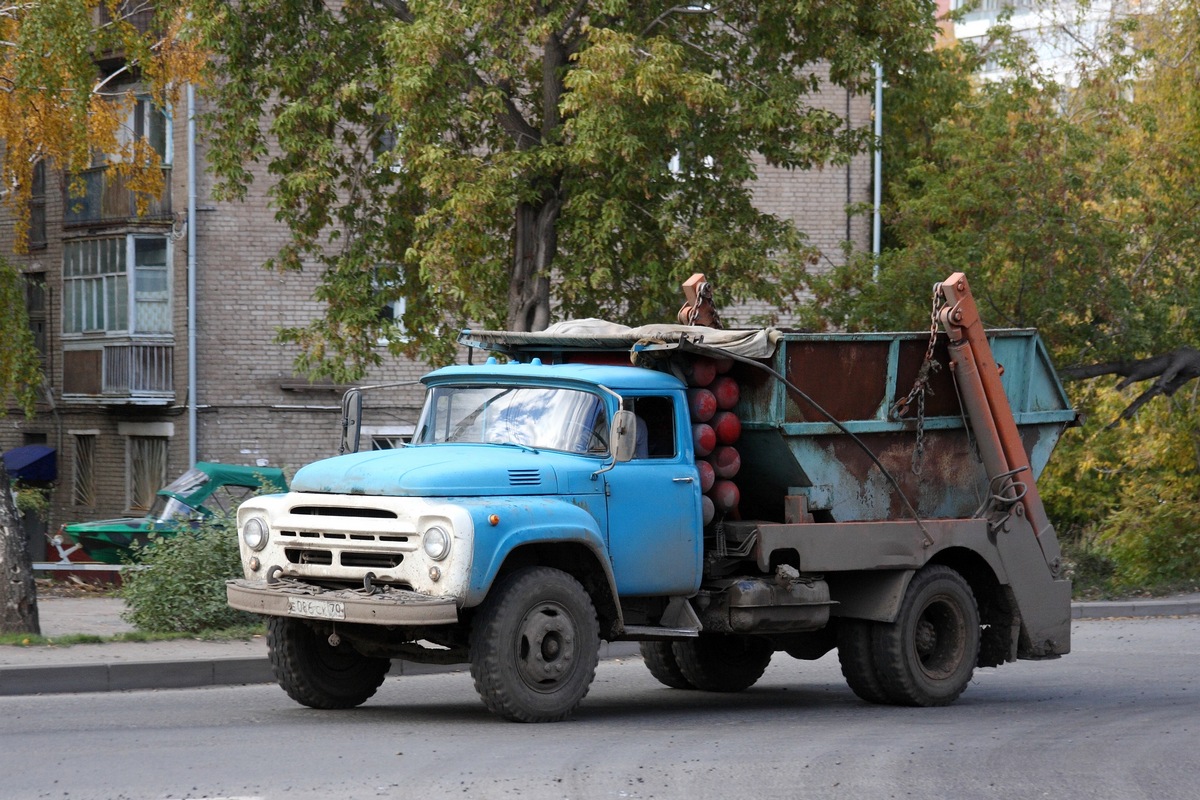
[2,594,1198,697]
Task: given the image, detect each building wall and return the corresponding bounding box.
[1,77,873,554]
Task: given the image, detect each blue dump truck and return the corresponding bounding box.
[228,274,1076,722]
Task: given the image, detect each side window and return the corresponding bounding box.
[203,485,259,515]
[625,396,676,459]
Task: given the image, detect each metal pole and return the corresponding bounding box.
[187,82,198,467]
[872,61,883,276]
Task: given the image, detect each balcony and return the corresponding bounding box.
[63,342,174,405]
[97,2,157,34]
[64,166,172,227]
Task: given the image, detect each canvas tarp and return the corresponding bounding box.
[460,320,781,361]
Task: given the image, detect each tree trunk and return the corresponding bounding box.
[504,24,568,333]
[0,464,40,634]
[507,194,560,332]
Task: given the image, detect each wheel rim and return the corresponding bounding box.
[313,635,365,675]
[913,594,967,681]
[514,600,578,693]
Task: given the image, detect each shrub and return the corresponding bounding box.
[1103,473,1200,590]
[121,513,258,633]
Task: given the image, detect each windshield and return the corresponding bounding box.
[413,384,609,454]
[160,467,210,498]
[148,495,202,524]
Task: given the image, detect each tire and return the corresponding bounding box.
[267,617,391,709]
[469,567,601,722]
[872,565,980,707]
[639,641,695,689]
[837,619,893,704]
[671,634,773,692]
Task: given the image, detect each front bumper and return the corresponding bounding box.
[227,578,459,626]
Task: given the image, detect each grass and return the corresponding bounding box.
[0,623,265,648]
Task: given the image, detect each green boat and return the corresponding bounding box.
[62,462,288,564]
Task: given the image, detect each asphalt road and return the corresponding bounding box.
[2,616,1196,800]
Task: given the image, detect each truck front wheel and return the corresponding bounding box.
[872,565,980,706]
[469,567,601,722]
[671,634,773,692]
[267,617,391,709]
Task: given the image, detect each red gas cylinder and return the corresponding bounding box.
[714,357,734,374]
[687,388,717,422]
[701,494,715,526]
[696,458,716,493]
[710,376,740,410]
[710,445,741,478]
[687,358,717,387]
[710,479,740,513]
[710,411,741,445]
[692,423,717,457]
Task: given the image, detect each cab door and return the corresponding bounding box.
[603,394,703,596]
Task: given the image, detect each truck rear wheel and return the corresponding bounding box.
[872,565,980,706]
[837,619,893,704]
[267,617,391,709]
[469,567,600,722]
[671,634,773,692]
[639,641,695,689]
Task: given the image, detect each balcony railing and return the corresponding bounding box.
[97,2,157,34]
[63,342,174,404]
[64,166,172,227]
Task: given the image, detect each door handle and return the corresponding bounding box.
[672,476,694,483]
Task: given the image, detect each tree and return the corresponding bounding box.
[0,2,205,633]
[799,2,1200,589]
[800,17,1166,368]
[1060,349,1200,425]
[196,0,940,376]
[0,1,206,249]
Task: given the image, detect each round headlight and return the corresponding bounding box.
[242,516,269,551]
[423,525,451,561]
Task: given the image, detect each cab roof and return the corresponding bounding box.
[423,360,684,393]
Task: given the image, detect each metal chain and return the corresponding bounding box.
[892,288,945,475]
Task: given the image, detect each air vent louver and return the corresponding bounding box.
[508,468,541,486]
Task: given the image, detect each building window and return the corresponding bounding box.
[73,434,97,506]
[132,95,170,164]
[63,235,170,335]
[29,161,47,249]
[24,272,47,363]
[127,435,167,511]
[363,425,415,451]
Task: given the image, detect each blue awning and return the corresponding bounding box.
[2,445,56,482]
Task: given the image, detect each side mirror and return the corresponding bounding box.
[340,389,363,454]
[610,410,637,463]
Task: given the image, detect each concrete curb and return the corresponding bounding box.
[3,602,1196,697]
[0,640,642,697]
[1071,597,1200,620]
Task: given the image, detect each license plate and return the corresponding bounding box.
[288,597,346,620]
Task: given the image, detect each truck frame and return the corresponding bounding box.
[228,273,1075,721]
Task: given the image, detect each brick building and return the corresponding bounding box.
[0,70,873,557]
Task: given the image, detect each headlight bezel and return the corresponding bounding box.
[422,524,451,561]
[242,516,269,551]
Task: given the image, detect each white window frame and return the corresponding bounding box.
[63,234,172,337]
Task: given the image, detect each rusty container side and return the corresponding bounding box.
[734,330,1075,524]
